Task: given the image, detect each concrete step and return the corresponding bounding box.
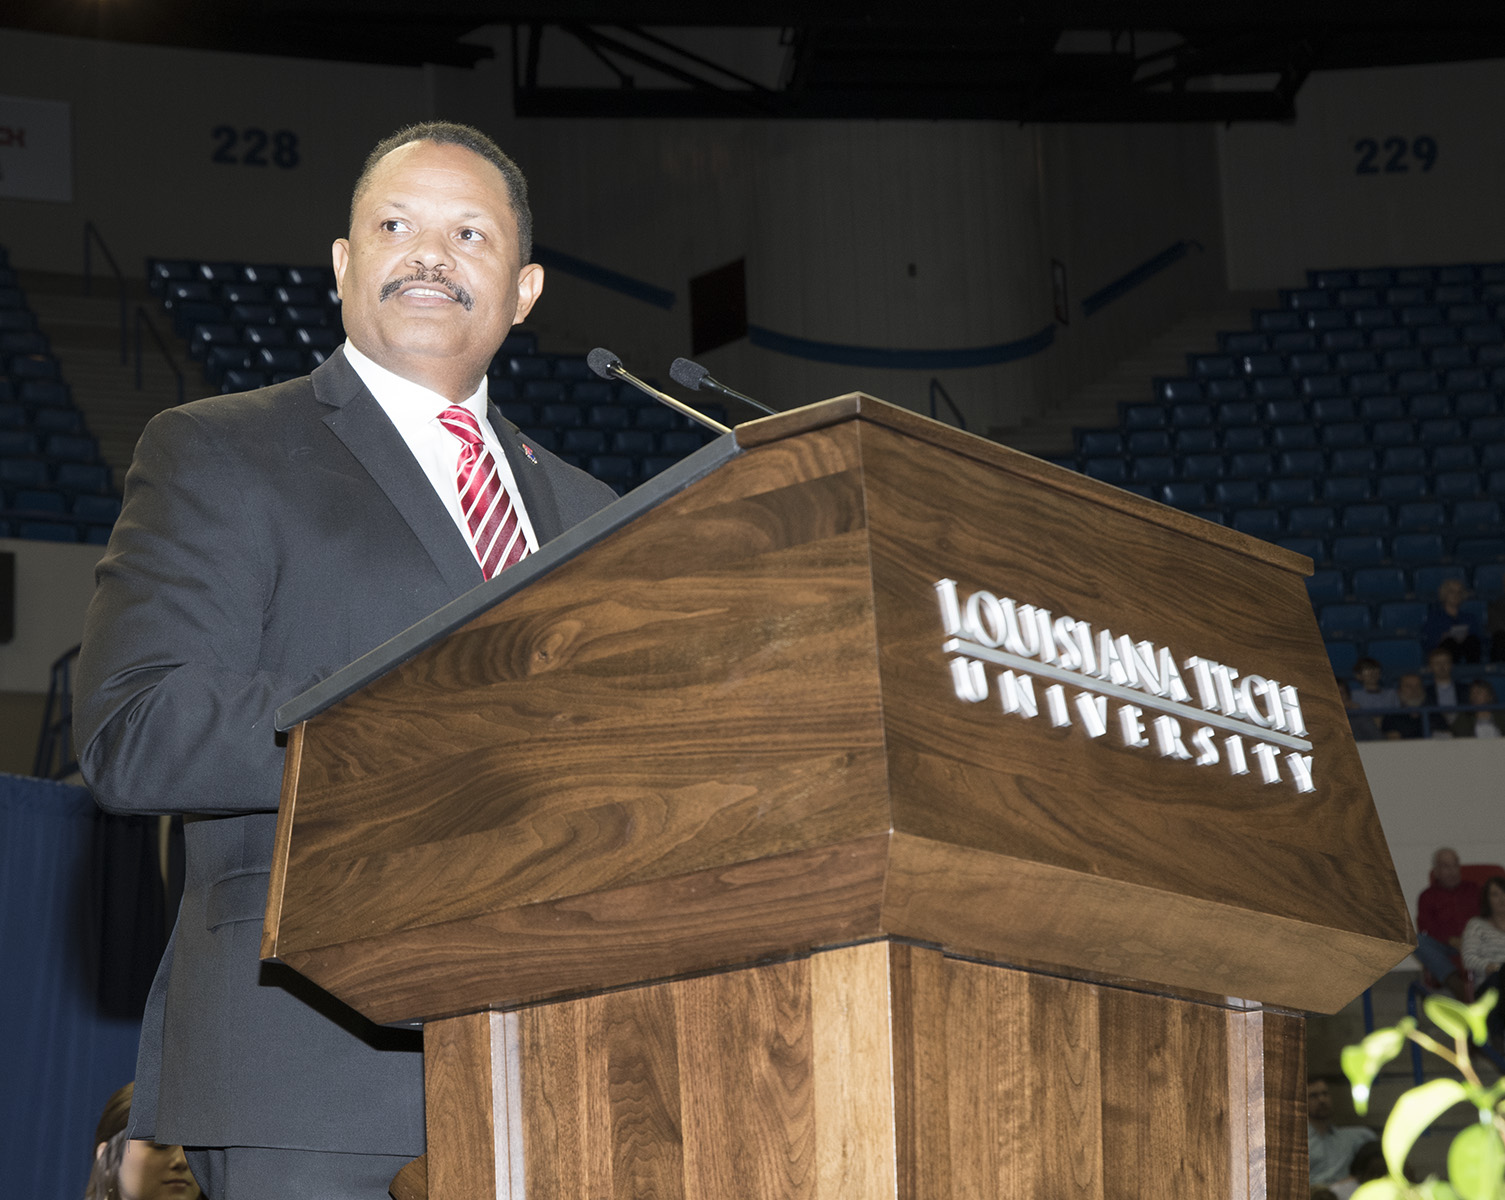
[992,290,1279,458]
[20,271,192,483]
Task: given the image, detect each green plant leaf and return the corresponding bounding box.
[1384,1078,1471,1178]
[1448,1123,1505,1200]
[1353,1178,1411,1200]
[1346,1025,1415,1113]
[1426,995,1474,1043]
[1466,991,1499,1047]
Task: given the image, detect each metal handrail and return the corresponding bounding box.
[135,305,185,406]
[928,377,967,431]
[33,644,80,780]
[82,220,128,364]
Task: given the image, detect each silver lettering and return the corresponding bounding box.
[1119,704,1149,748]
[949,657,988,702]
[1153,714,1193,760]
[999,670,1038,718]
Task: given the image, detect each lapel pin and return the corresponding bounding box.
[522,443,539,464]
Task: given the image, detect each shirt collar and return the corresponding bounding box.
[343,340,490,428]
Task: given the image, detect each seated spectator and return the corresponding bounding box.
[85,1082,203,1200]
[1489,581,1505,663]
[1331,1141,1392,1198]
[1415,847,1479,998]
[1451,680,1505,739]
[1308,1076,1378,1188]
[1344,684,1381,742]
[1425,647,1465,711]
[1349,657,1398,711]
[1462,875,1505,1048]
[1381,673,1429,739]
[1422,578,1486,663]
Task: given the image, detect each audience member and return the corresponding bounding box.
[1488,582,1505,663]
[1415,847,1479,999]
[1424,647,1464,711]
[1349,658,1398,711]
[85,1083,203,1200]
[1307,1076,1378,1188]
[1330,1141,1392,1198]
[1461,876,1505,1047]
[1451,680,1505,739]
[1381,674,1429,739]
[1421,578,1486,664]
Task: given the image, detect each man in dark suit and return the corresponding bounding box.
[74,122,618,1199]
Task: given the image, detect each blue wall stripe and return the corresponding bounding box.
[1081,239,1203,318]
[746,322,1056,370]
[531,244,677,310]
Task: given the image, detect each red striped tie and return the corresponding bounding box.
[438,405,528,579]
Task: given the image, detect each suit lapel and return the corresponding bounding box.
[312,350,484,594]
[488,402,567,545]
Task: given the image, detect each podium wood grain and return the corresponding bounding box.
[416,942,1304,1200]
[267,396,1410,1022]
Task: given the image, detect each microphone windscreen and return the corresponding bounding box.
[669,357,710,391]
[586,347,622,379]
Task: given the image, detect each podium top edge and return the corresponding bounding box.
[738,394,1313,578]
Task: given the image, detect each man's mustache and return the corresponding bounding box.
[378,271,475,311]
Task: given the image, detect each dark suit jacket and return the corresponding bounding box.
[74,348,618,1154]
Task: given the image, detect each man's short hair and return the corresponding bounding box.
[350,121,533,264]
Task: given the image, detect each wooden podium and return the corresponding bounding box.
[264,396,1414,1199]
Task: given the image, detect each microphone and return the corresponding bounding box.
[587,348,730,435]
[669,357,777,416]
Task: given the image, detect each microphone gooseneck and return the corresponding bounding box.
[588,347,731,435]
[668,357,777,416]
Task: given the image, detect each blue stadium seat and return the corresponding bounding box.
[1354,307,1396,329]
[1375,601,1428,638]
[220,369,267,393]
[1332,535,1386,567]
[56,463,110,493]
[1243,353,1284,377]
[1221,426,1266,452]
[1173,429,1219,454]
[221,283,269,305]
[0,431,38,456]
[1306,569,1346,604]
[1395,501,1444,532]
[1270,425,1318,450]
[1470,415,1505,441]
[72,494,121,524]
[1159,482,1209,509]
[539,401,584,428]
[1126,430,1172,455]
[12,488,67,514]
[1214,480,1262,507]
[1435,470,1483,499]
[521,380,567,403]
[571,381,616,406]
[1280,536,1329,561]
[294,327,339,351]
[1321,423,1367,449]
[1487,470,1505,497]
[1207,378,1251,400]
[44,434,96,462]
[1123,403,1166,429]
[1475,563,1505,597]
[1380,446,1427,473]
[1453,499,1502,534]
[1430,445,1477,472]
[1319,603,1372,641]
[1396,369,1441,393]
[275,285,319,306]
[1334,351,1380,374]
[17,520,78,543]
[1278,449,1327,476]
[1312,398,1357,423]
[1257,310,1303,333]
[1285,288,1331,310]
[243,326,288,347]
[1288,351,1331,375]
[1457,538,1505,561]
[1417,325,1460,348]
[498,402,535,427]
[229,303,276,326]
[1322,475,1372,504]
[283,305,333,328]
[257,348,304,374]
[553,357,593,382]
[1367,638,1424,677]
[1190,354,1238,379]
[659,430,708,455]
[1352,568,1408,602]
[1307,310,1349,331]
[1131,457,1177,484]
[1221,332,1269,353]
[1214,401,1259,426]
[1371,419,1414,446]
[1155,378,1203,403]
[1286,506,1337,535]
[1392,533,1445,563]
[1227,453,1275,479]
[586,455,637,487]
[1267,477,1316,505]
[1301,375,1344,399]
[1320,329,1364,352]
[1179,453,1224,480]
[1311,270,1357,289]
[1443,367,1487,391]
[1381,346,1425,369]
[1375,474,1428,502]
[1337,289,1380,309]
[1464,324,1504,347]
[561,429,607,455]
[1169,402,1213,428]
[1341,504,1393,533]
[1455,392,1498,420]
[1232,508,1282,538]
[241,264,283,285]
[1420,418,1464,443]
[1406,393,1449,419]
[1327,641,1360,679]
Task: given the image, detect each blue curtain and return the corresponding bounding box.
[1,774,143,1199]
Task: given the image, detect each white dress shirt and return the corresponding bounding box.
[343,341,539,561]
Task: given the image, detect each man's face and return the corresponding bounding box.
[1307,1080,1333,1122]
[1357,662,1382,690]
[1429,651,1453,682]
[332,140,543,397]
[1434,850,1462,889]
[1398,675,1425,706]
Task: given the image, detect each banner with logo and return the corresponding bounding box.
[0,95,72,203]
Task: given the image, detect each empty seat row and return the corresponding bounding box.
[0,458,112,493]
[1305,563,1502,604]
[1256,307,1502,335]
[1084,420,1505,455]
[1166,495,1501,533]
[1309,266,1505,290]
[1219,328,1499,355]
[149,259,332,291]
[1193,344,1504,380]
[1,489,119,523]
[1087,455,1505,495]
[513,425,710,460]
[1139,389,1505,422]
[0,404,84,434]
[1152,366,1505,404]
[1318,597,1487,642]
[0,431,99,461]
[1281,290,1505,320]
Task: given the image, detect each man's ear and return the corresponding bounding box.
[331,239,350,299]
[513,264,544,325]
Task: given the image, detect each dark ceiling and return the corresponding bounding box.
[9,2,1505,121]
